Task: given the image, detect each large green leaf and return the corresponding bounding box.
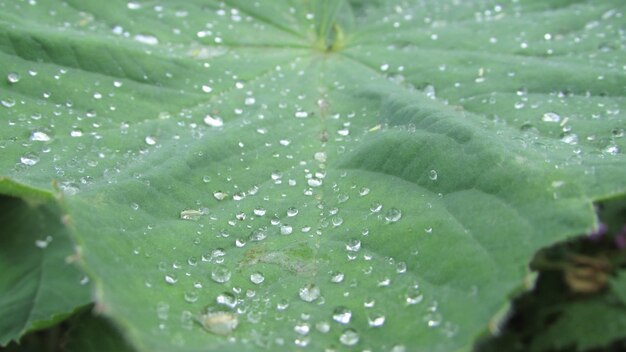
[0,195,91,346]
[0,0,625,350]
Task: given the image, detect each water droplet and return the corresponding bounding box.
[20,152,40,166]
[216,292,237,308]
[406,286,424,305]
[385,208,402,223]
[316,321,330,333]
[429,170,438,181]
[370,202,382,213]
[368,312,386,327]
[346,239,361,252]
[253,207,266,216]
[250,271,265,284]
[1,98,16,108]
[561,133,578,145]
[339,328,359,346]
[604,144,620,155]
[307,178,322,187]
[332,306,352,324]
[249,228,267,242]
[396,261,407,273]
[542,112,561,123]
[299,284,320,302]
[200,311,238,335]
[211,266,231,283]
[202,85,213,93]
[180,209,203,220]
[391,345,407,352]
[34,236,52,249]
[204,115,224,127]
[332,217,344,227]
[280,224,293,235]
[144,136,157,145]
[164,274,178,285]
[184,291,199,303]
[134,34,159,45]
[424,84,436,99]
[287,207,299,217]
[70,129,83,137]
[294,322,310,335]
[213,191,228,201]
[295,111,309,118]
[7,72,20,84]
[276,299,289,311]
[30,131,51,142]
[359,187,370,196]
[330,271,344,283]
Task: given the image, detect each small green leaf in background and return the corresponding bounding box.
[63,311,135,352]
[0,196,91,346]
[0,0,625,351]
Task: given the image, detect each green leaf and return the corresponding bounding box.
[64,311,135,352]
[0,0,625,351]
[529,275,626,352]
[0,196,91,346]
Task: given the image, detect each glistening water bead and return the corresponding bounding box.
[299,284,320,302]
[7,72,20,84]
[250,271,265,284]
[339,328,360,346]
[200,311,238,335]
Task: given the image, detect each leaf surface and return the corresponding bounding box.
[0,0,625,350]
[0,196,91,346]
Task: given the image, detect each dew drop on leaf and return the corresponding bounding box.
[184,291,199,303]
[144,136,157,145]
[211,266,231,284]
[200,311,238,335]
[339,328,359,346]
[367,312,386,327]
[315,321,330,333]
[1,98,16,108]
[213,191,227,201]
[385,208,402,223]
[280,224,293,235]
[70,129,83,137]
[286,207,298,217]
[164,274,178,285]
[332,306,352,324]
[7,72,20,84]
[346,239,361,252]
[180,209,203,221]
[216,292,237,308]
[30,131,51,142]
[294,322,310,335]
[20,152,40,166]
[250,271,265,284]
[134,34,158,45]
[298,284,320,302]
[330,271,344,283]
[542,112,561,123]
[429,170,438,181]
[203,114,223,127]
